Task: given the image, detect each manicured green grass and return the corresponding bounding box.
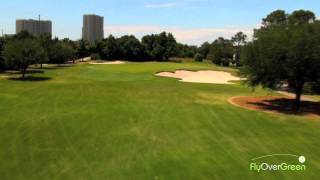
[0,62,319,180]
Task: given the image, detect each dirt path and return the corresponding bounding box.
[228,96,320,117]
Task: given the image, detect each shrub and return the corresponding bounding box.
[311,81,320,94]
[194,53,204,62]
[90,53,101,60]
[221,58,231,66]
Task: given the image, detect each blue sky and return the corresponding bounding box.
[0,0,319,45]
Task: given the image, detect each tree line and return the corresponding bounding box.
[0,30,248,78]
[78,31,247,65]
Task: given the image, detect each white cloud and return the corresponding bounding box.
[104,24,256,45]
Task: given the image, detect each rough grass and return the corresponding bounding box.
[0,62,319,180]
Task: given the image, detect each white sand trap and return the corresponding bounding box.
[90,61,126,65]
[156,70,241,84]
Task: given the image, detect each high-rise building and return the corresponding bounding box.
[82,14,104,43]
[16,19,52,36]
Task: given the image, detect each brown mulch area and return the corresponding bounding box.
[229,96,320,117]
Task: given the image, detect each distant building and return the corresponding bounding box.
[82,14,104,43]
[16,19,52,36]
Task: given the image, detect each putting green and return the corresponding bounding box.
[0,62,319,180]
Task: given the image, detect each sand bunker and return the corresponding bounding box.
[156,70,241,84]
[90,61,126,65]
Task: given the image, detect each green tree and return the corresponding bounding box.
[198,42,210,59]
[62,38,78,63]
[241,11,320,111]
[49,41,74,65]
[3,38,46,78]
[102,35,119,60]
[118,35,143,61]
[262,10,287,27]
[176,43,197,58]
[93,40,106,60]
[289,10,315,25]
[0,37,6,71]
[141,34,158,60]
[76,39,90,60]
[232,32,247,66]
[13,30,34,40]
[142,32,178,61]
[164,33,178,60]
[208,37,234,66]
[156,32,170,61]
[37,34,52,67]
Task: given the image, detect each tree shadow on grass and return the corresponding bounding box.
[248,98,320,116]
[7,69,44,75]
[9,76,52,82]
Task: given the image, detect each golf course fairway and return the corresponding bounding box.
[0,62,319,179]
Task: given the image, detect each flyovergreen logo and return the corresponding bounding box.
[249,154,306,172]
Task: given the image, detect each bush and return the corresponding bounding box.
[206,54,214,62]
[90,53,101,60]
[213,58,222,65]
[311,81,320,94]
[0,60,5,72]
[221,58,231,66]
[194,53,204,62]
